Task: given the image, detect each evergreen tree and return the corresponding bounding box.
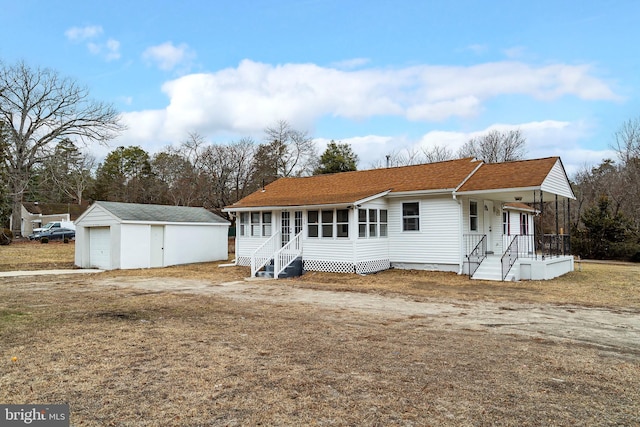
[314,140,358,174]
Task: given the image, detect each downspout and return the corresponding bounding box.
[220,211,238,267]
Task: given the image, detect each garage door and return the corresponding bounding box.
[89,227,111,269]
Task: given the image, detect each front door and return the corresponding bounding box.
[281,211,303,247]
[483,201,493,253]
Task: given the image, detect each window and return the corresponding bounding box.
[358,209,367,238]
[308,210,319,237]
[250,212,261,236]
[322,210,333,237]
[402,202,420,231]
[262,212,272,236]
[469,201,478,232]
[294,211,303,235]
[520,213,529,235]
[380,209,388,237]
[336,209,349,238]
[239,212,249,236]
[368,209,377,237]
[358,208,387,238]
[502,212,510,235]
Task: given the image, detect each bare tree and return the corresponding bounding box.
[43,139,96,205]
[610,118,640,229]
[422,145,453,163]
[264,120,317,177]
[458,129,526,163]
[0,61,124,235]
[612,117,640,164]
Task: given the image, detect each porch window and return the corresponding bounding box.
[368,209,377,237]
[469,201,478,232]
[294,211,303,235]
[308,210,319,238]
[322,210,334,237]
[336,209,349,238]
[503,211,510,235]
[380,209,388,237]
[402,202,420,231]
[358,209,367,238]
[262,212,272,236]
[239,212,249,236]
[520,213,529,235]
[250,212,261,236]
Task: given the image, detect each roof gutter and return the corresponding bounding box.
[223,202,357,212]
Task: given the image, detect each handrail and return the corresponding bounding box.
[250,231,281,277]
[466,234,486,278]
[501,235,519,281]
[273,231,303,278]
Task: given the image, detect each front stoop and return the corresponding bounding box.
[255,257,304,279]
[472,255,516,281]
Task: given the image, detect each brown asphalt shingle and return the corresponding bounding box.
[230,157,480,208]
[457,157,559,192]
[229,156,562,209]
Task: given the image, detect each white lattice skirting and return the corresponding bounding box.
[303,259,390,274]
[241,255,390,275]
[236,256,251,267]
[356,259,391,274]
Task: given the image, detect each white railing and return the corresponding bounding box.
[502,234,535,258]
[250,231,281,277]
[501,235,519,281]
[273,231,303,278]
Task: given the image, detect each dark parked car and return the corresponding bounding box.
[30,228,75,241]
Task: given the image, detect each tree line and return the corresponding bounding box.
[1,59,638,260]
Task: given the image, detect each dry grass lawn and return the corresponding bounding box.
[1,240,639,425]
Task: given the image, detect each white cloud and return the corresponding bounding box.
[467,44,488,55]
[142,42,196,71]
[111,59,620,172]
[66,25,120,61]
[503,46,526,59]
[133,58,618,139]
[330,58,371,69]
[65,25,103,42]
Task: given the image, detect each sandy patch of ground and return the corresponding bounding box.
[98,276,640,356]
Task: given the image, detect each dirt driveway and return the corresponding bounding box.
[98,276,640,357]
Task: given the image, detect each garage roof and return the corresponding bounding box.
[93,201,228,224]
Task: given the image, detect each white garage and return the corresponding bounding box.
[74,201,230,270]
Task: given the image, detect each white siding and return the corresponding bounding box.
[75,204,119,269]
[75,204,115,226]
[541,159,574,199]
[236,235,272,259]
[388,197,461,266]
[303,238,355,263]
[164,224,228,266]
[120,224,152,269]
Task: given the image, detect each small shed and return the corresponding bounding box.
[74,201,229,270]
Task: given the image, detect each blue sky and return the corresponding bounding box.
[2,0,638,176]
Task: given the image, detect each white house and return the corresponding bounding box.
[223,157,575,281]
[75,201,230,270]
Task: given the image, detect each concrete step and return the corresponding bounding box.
[472,256,516,281]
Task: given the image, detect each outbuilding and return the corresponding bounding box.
[75,201,229,270]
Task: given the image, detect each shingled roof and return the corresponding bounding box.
[457,157,559,192]
[94,201,228,224]
[228,156,571,209]
[230,157,481,208]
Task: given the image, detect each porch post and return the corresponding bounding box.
[567,198,571,255]
[539,190,544,260]
[556,194,560,254]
